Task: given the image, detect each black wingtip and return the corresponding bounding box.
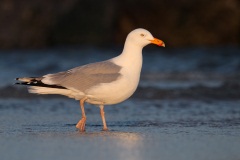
[15,78,19,80]
[14,81,67,89]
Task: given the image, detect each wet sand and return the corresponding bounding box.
[0,98,239,160]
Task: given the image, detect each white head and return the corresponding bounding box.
[125,28,165,48]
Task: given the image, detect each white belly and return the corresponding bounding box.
[85,69,140,105]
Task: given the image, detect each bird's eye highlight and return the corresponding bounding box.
[140,33,145,37]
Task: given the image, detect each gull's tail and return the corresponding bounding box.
[15,77,75,98]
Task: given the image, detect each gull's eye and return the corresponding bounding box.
[140,33,145,37]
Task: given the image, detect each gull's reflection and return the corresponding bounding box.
[77,131,142,139]
[75,131,143,145]
[73,131,143,160]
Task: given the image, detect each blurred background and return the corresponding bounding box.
[0,0,240,96]
[0,0,239,49]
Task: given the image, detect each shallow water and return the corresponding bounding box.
[0,47,240,160]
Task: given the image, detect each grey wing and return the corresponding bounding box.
[43,60,122,92]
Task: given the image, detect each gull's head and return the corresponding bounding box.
[126,28,165,48]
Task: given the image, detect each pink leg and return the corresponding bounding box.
[76,97,87,132]
[100,105,108,131]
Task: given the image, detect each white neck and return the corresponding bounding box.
[113,40,143,72]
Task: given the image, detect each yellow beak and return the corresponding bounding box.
[150,38,165,47]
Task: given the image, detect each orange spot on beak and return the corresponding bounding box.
[150,38,165,47]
